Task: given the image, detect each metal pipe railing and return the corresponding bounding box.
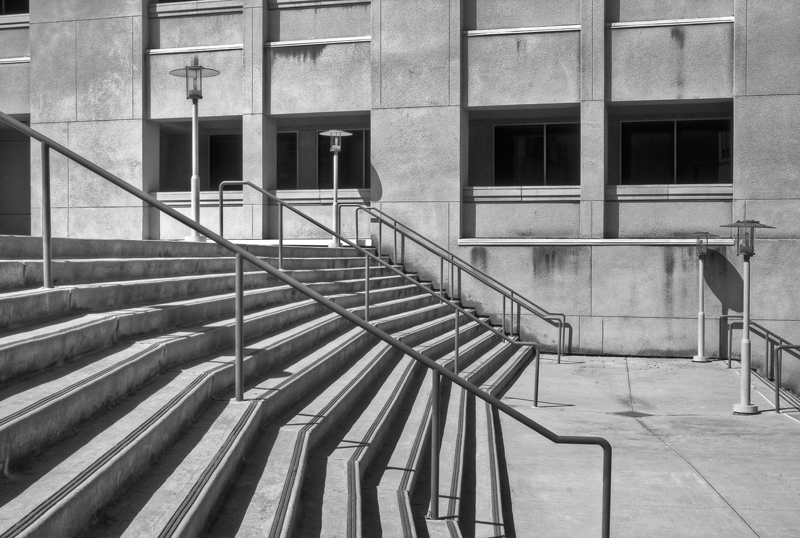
[773,344,800,413]
[721,314,793,375]
[342,203,568,362]
[0,111,612,538]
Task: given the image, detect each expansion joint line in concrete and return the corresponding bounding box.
[633,418,762,538]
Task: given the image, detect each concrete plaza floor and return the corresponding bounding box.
[499,355,800,538]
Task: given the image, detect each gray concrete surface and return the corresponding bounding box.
[500,355,800,537]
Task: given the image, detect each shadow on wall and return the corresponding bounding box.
[704,248,743,357]
[370,164,382,202]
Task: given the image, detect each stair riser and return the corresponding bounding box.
[0,345,167,471]
[0,317,118,386]
[0,290,72,332]
[17,373,215,538]
[0,235,364,260]
[8,257,379,290]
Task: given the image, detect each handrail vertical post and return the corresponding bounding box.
[430,368,440,520]
[775,348,781,413]
[218,186,224,236]
[278,204,284,270]
[502,295,507,335]
[766,338,773,380]
[235,252,244,402]
[454,305,460,375]
[364,251,370,322]
[533,347,540,407]
[558,321,563,364]
[727,320,733,368]
[440,258,444,296]
[393,229,397,263]
[449,260,454,299]
[41,142,52,289]
[457,267,461,300]
[378,220,382,258]
[602,446,612,538]
[401,233,405,265]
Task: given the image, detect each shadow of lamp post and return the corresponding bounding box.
[720,219,775,415]
[170,56,220,242]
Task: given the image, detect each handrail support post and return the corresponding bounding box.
[41,142,52,289]
[429,368,440,520]
[235,253,244,401]
[364,252,370,322]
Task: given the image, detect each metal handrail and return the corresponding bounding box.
[720,314,796,376]
[340,203,568,362]
[0,111,611,537]
[773,344,800,413]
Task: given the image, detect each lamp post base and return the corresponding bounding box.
[329,239,340,248]
[733,403,759,415]
[692,355,711,363]
[184,234,206,243]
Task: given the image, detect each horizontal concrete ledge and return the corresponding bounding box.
[607,17,734,29]
[156,189,371,207]
[606,184,733,201]
[458,238,736,247]
[464,186,580,203]
[268,0,369,9]
[266,36,371,48]
[0,13,29,29]
[149,0,243,18]
[0,57,30,65]
[147,44,244,56]
[464,25,581,37]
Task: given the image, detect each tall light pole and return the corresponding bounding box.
[320,130,352,248]
[170,56,219,242]
[691,232,717,363]
[720,220,775,415]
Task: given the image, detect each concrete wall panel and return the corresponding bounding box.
[67,120,144,208]
[602,316,696,356]
[609,24,733,101]
[30,123,70,210]
[463,202,580,238]
[466,0,580,30]
[77,17,134,121]
[467,32,581,106]
[745,0,800,95]
[31,0,143,23]
[69,206,146,240]
[379,0,450,108]
[268,4,370,41]
[150,14,242,50]
[606,0,733,23]
[606,201,733,239]
[591,246,697,318]
[372,106,463,204]
[269,43,370,114]
[0,64,29,115]
[0,27,29,58]
[148,50,243,119]
[734,95,800,200]
[29,22,77,122]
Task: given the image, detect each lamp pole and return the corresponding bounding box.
[720,220,774,415]
[320,130,352,248]
[170,56,219,242]
[691,232,716,363]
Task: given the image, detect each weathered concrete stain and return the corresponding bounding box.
[273,44,327,64]
[469,246,487,271]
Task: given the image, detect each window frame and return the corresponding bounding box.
[492,122,580,187]
[618,117,732,186]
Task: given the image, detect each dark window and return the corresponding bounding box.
[277,132,298,190]
[318,130,370,189]
[209,135,242,191]
[621,120,731,185]
[0,0,28,15]
[494,124,579,186]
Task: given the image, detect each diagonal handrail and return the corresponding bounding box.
[0,110,611,537]
[340,203,569,362]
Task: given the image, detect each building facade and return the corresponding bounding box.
[1,0,799,374]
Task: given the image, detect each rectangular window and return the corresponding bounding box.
[209,134,242,191]
[0,0,28,15]
[494,124,579,186]
[621,120,732,185]
[318,129,370,189]
[277,132,298,190]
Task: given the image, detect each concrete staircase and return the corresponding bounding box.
[0,235,534,538]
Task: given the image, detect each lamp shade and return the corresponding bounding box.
[169,56,220,100]
[691,231,718,257]
[320,129,353,152]
[720,220,774,256]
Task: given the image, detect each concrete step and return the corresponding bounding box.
[0,291,439,538]
[0,235,361,260]
[0,273,414,386]
[0,255,388,290]
[0,283,431,470]
[79,296,456,538]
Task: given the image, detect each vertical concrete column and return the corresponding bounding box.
[243,0,275,239]
[579,0,606,238]
[370,0,467,257]
[29,0,155,240]
[731,0,747,223]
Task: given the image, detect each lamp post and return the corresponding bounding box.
[319,130,352,248]
[170,56,219,242]
[691,232,717,363]
[720,219,775,415]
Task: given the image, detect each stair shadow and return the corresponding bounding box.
[460,393,477,538]
[492,407,517,538]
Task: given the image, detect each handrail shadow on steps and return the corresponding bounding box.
[0,111,611,538]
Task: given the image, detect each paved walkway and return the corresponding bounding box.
[499,355,800,538]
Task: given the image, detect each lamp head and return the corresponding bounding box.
[169,55,220,101]
[719,220,775,257]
